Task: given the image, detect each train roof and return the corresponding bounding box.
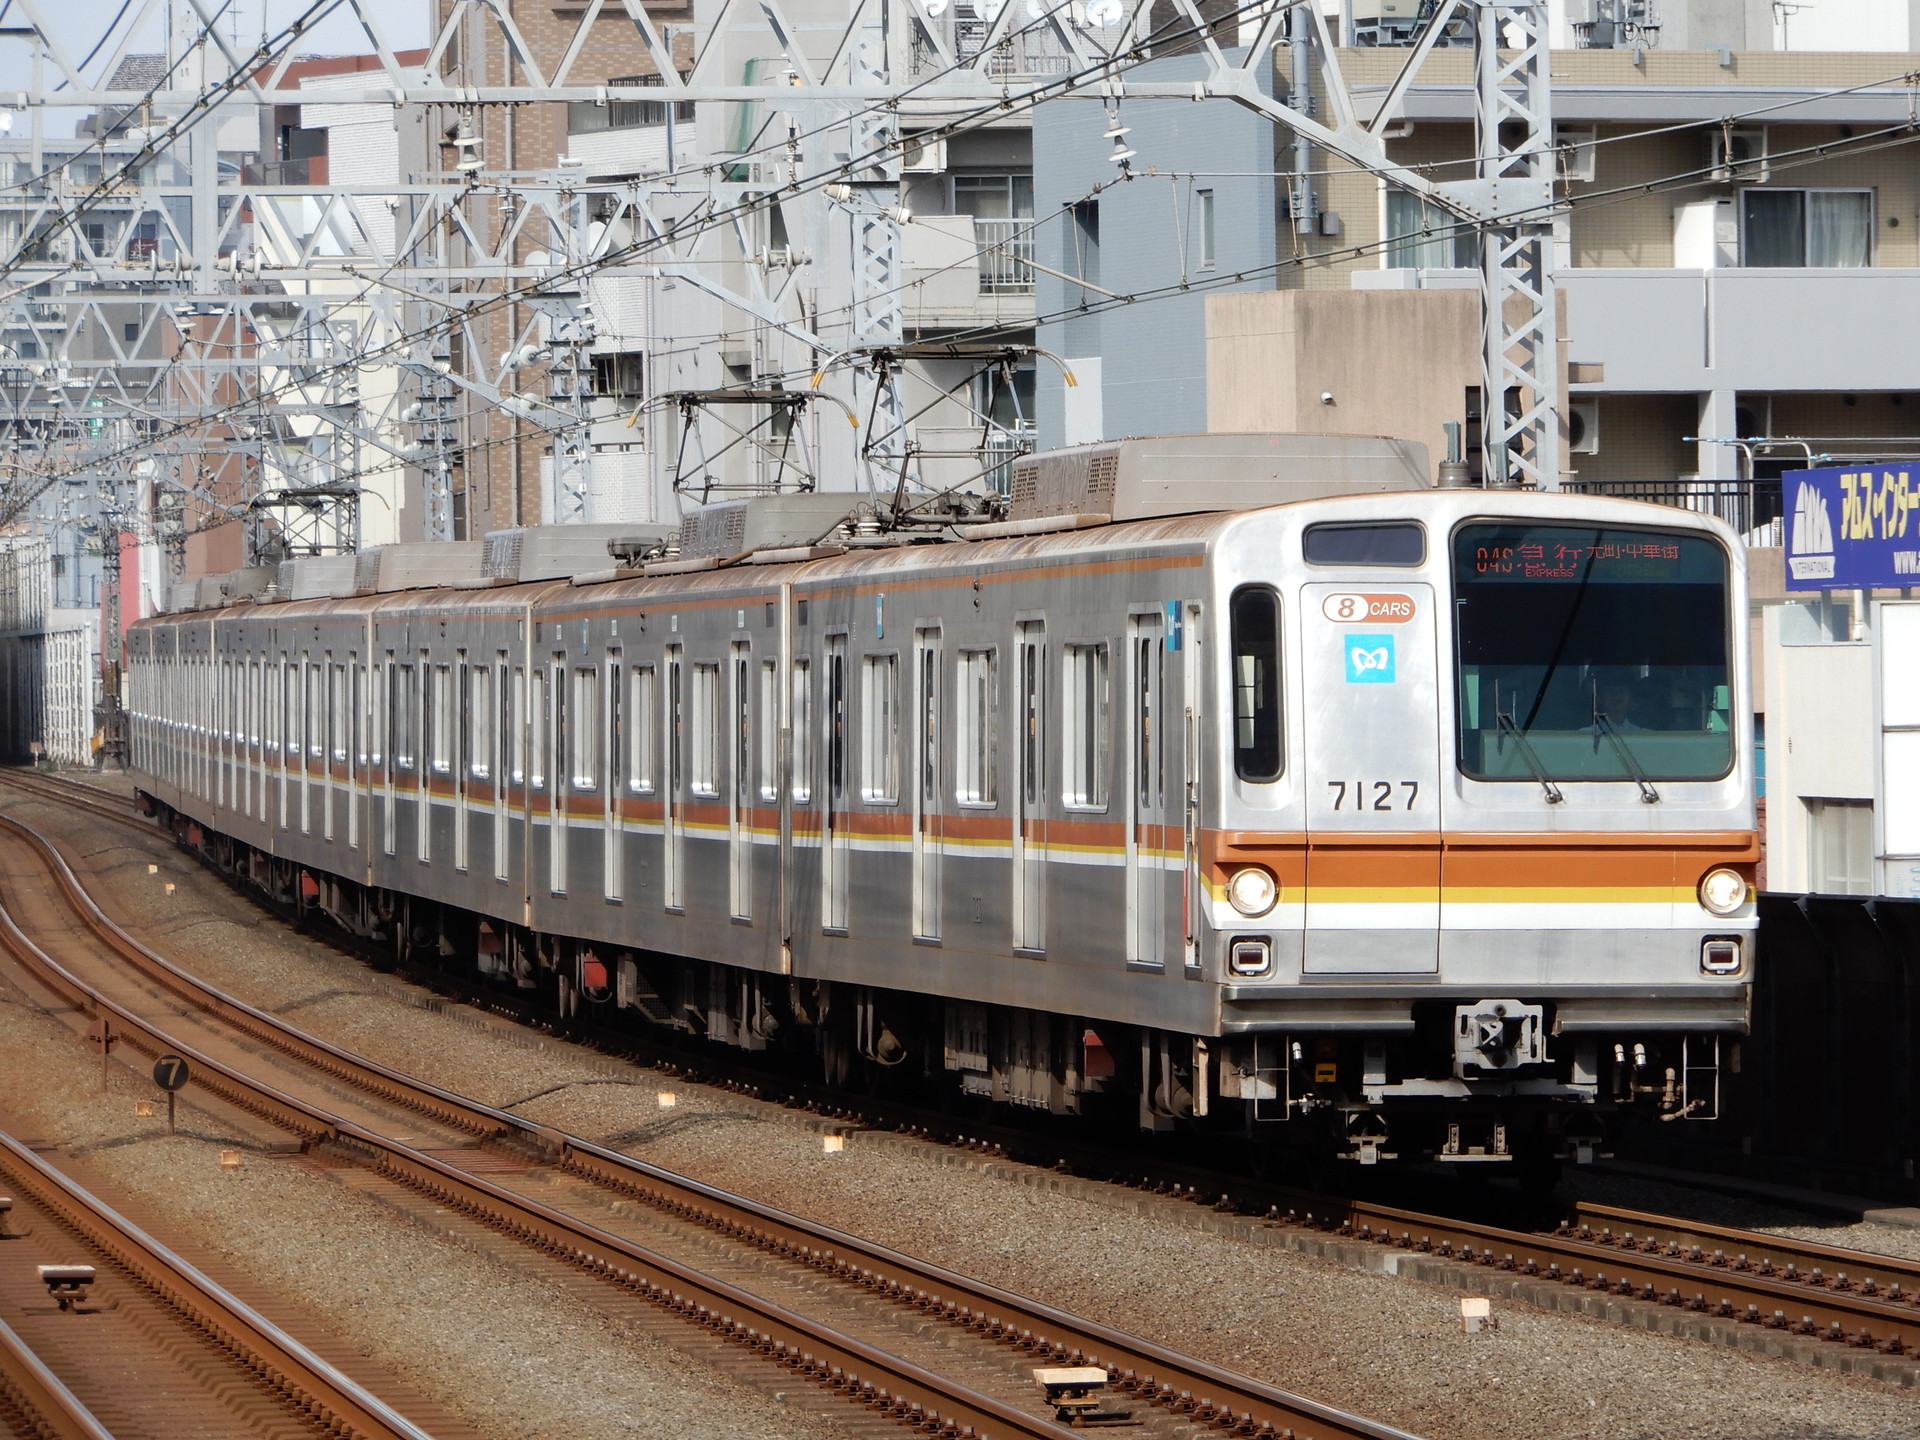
[134,484,1743,635]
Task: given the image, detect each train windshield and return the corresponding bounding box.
[1452,522,1732,783]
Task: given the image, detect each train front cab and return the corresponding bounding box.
[1206,492,1756,1168]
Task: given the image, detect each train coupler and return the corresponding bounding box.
[1436,1119,1511,1162]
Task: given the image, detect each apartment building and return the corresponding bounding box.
[443,0,1043,528]
[1036,43,1920,516]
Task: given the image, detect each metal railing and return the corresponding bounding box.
[972,218,1035,295]
[1560,477,1784,546]
[954,20,1072,76]
[984,421,1035,496]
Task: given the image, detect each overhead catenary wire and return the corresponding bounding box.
[11,1,1920,526]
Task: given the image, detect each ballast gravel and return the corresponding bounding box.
[7,780,1920,1440]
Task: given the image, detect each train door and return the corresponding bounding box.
[822,632,849,932]
[912,627,941,940]
[1127,611,1166,967]
[1301,582,1441,974]
[454,654,471,873]
[348,656,363,852]
[665,645,684,910]
[494,656,512,882]
[730,641,752,920]
[605,650,623,901]
[1013,620,1046,954]
[548,656,567,895]
[381,654,399,855]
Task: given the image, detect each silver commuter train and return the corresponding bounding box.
[125,437,1759,1168]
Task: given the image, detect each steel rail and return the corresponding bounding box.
[0,1312,119,1440]
[1565,1199,1920,1298]
[10,784,1920,1373]
[0,812,1416,1440]
[0,1128,434,1440]
[0,772,149,835]
[1291,1194,1919,1353]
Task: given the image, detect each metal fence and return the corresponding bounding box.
[1560,477,1785,547]
[972,218,1035,295]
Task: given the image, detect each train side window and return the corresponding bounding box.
[509,667,526,785]
[393,664,416,770]
[791,658,813,804]
[528,670,546,790]
[571,668,599,790]
[469,665,493,779]
[307,662,324,758]
[1302,521,1425,567]
[1061,643,1110,809]
[759,659,779,802]
[431,665,454,775]
[690,662,720,796]
[1229,586,1284,782]
[861,653,899,804]
[955,648,998,807]
[731,643,751,807]
[629,666,655,792]
[607,655,623,793]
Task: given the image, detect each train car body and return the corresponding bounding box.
[126,449,1757,1168]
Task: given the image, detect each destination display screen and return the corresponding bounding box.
[1452,524,1733,783]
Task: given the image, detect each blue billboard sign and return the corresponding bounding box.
[1783,464,1920,591]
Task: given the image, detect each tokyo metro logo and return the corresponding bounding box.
[1344,634,1395,684]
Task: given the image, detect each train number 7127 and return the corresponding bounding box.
[1327,780,1420,811]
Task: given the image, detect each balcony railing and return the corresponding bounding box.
[972,218,1034,295]
[1561,477,1784,547]
[953,20,1072,76]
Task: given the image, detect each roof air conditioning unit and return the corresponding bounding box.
[901,135,946,173]
[1709,128,1769,183]
[1568,400,1600,455]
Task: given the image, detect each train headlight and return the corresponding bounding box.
[1226,866,1277,918]
[1697,867,1749,917]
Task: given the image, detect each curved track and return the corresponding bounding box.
[6,769,1917,1369]
[0,1124,432,1440]
[0,802,1417,1440]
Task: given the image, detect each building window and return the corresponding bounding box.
[955,173,1034,295]
[1061,643,1109,808]
[592,351,645,398]
[1808,797,1873,894]
[1196,188,1216,269]
[861,654,899,803]
[1068,199,1100,288]
[1384,189,1474,269]
[1743,189,1871,268]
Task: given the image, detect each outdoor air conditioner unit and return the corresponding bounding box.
[1709,128,1769,183]
[1569,400,1600,455]
[901,135,946,173]
[1555,125,1597,183]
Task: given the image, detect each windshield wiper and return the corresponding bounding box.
[1496,709,1564,804]
[1592,710,1661,804]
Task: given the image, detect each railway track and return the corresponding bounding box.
[9,769,1918,1375]
[0,1308,113,1440]
[0,1121,432,1440]
[0,806,1418,1440]
[0,772,148,836]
